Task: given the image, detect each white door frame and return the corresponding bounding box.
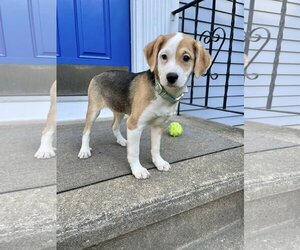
[130,0,179,72]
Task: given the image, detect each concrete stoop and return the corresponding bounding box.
[179,219,243,250]
[244,122,300,249]
[90,192,243,250]
[57,117,244,249]
[245,218,300,250]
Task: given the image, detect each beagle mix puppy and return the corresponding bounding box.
[78,33,211,179]
[35,81,56,158]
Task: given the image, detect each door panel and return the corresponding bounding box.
[29,0,56,58]
[0,9,6,57]
[0,0,56,64]
[57,0,131,67]
[76,0,111,59]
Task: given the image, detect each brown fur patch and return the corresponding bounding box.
[193,40,212,78]
[176,36,196,72]
[88,78,107,110]
[175,34,212,78]
[127,74,155,130]
[144,33,176,72]
[82,79,106,135]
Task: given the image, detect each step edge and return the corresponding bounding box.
[57,174,243,249]
[245,172,300,201]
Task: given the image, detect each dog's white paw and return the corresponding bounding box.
[78,147,92,159]
[117,137,127,147]
[35,146,56,159]
[132,166,150,179]
[154,159,171,172]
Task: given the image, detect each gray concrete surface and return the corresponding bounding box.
[0,116,243,249]
[245,121,300,146]
[89,192,243,250]
[0,186,56,250]
[245,189,300,233]
[244,121,300,250]
[245,147,300,201]
[179,220,243,250]
[288,125,300,130]
[245,133,297,154]
[0,123,56,193]
[57,147,243,249]
[245,121,300,200]
[245,218,300,250]
[0,120,56,249]
[57,116,242,192]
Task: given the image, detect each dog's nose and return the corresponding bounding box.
[166,72,178,84]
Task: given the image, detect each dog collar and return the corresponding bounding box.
[154,80,184,104]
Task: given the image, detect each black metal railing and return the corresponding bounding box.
[245,0,300,115]
[172,0,244,116]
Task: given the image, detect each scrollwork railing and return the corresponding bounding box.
[245,28,271,80]
[199,27,226,80]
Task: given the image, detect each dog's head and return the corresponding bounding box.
[144,33,211,88]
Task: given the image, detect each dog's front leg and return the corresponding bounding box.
[151,125,171,171]
[127,126,150,179]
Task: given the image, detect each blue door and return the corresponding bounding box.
[0,0,131,67]
[0,0,131,95]
[57,0,131,68]
[0,0,56,95]
[0,0,56,65]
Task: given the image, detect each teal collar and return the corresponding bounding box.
[154,80,184,104]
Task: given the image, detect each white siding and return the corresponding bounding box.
[130,0,179,72]
[245,0,300,126]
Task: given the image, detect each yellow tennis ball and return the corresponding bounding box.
[168,122,183,137]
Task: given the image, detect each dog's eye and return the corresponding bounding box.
[161,54,168,60]
[183,54,190,62]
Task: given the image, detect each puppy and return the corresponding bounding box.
[78,33,211,179]
[35,81,56,159]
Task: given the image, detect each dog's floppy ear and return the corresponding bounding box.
[144,35,165,72]
[193,41,212,78]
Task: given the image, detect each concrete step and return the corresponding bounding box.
[57,145,243,249]
[245,122,300,248]
[0,122,56,193]
[179,220,243,250]
[0,186,56,249]
[245,218,300,250]
[0,121,56,249]
[245,146,300,201]
[89,192,243,250]
[245,189,300,235]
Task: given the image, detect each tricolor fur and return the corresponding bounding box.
[78,33,211,179]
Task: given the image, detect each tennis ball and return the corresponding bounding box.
[168,122,183,137]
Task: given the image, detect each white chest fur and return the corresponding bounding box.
[138,94,178,127]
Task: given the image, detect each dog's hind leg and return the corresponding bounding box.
[35,81,57,159]
[78,103,102,159]
[112,112,127,146]
[78,80,104,159]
